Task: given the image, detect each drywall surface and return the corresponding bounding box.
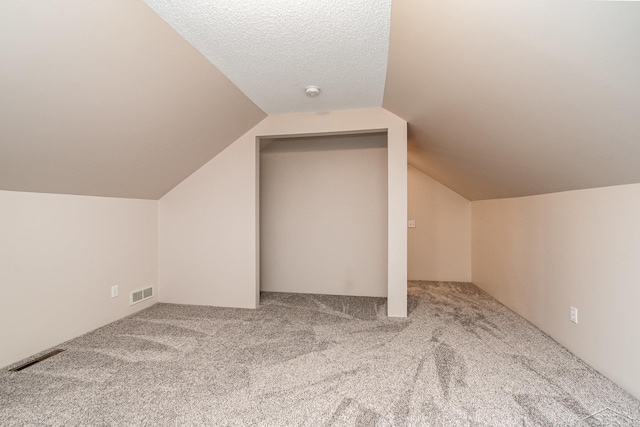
[158,138,258,308]
[471,184,640,399]
[159,108,407,316]
[0,190,157,368]
[261,133,388,297]
[0,0,265,199]
[142,0,391,114]
[385,0,640,200]
[408,165,470,281]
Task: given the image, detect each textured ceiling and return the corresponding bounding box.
[0,0,265,199]
[384,0,640,200]
[141,0,392,114]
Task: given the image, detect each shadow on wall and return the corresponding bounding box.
[260,132,388,298]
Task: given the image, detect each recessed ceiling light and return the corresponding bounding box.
[305,86,321,97]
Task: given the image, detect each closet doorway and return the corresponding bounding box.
[259,132,388,297]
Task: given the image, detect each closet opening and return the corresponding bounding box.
[257,131,388,300]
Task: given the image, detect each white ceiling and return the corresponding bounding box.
[141,0,392,114]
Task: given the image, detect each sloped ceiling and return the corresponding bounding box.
[2,1,640,201]
[384,0,640,200]
[0,0,265,199]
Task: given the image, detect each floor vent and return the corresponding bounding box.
[10,349,65,372]
[130,286,154,305]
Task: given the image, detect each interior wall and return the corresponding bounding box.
[159,108,408,316]
[408,165,471,282]
[471,183,640,399]
[260,133,388,297]
[0,190,157,368]
[158,137,258,308]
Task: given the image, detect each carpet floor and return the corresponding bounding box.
[1,281,639,426]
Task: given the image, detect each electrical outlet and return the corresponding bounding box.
[570,306,578,324]
[408,220,416,228]
[111,285,119,298]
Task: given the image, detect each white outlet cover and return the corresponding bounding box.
[570,306,578,323]
[408,220,416,228]
[111,285,119,298]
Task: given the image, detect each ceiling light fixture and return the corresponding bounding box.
[304,86,321,97]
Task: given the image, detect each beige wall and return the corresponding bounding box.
[471,184,640,399]
[159,108,408,316]
[260,133,388,297]
[408,165,471,282]
[384,1,640,201]
[0,190,157,368]
[158,136,258,308]
[0,0,265,200]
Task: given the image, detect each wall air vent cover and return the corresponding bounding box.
[130,286,154,305]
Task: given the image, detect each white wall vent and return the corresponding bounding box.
[130,286,154,305]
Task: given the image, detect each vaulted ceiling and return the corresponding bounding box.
[0,0,265,199]
[2,1,639,200]
[385,0,640,200]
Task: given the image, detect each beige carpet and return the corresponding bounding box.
[1,281,639,426]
